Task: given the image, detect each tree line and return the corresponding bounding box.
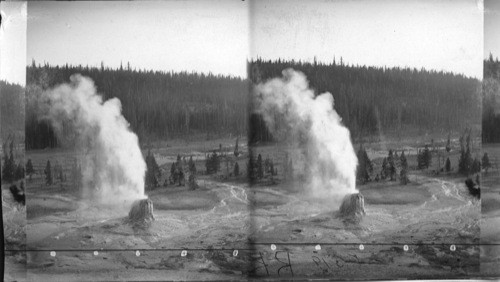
[249,58,481,143]
[26,61,249,149]
[143,142,243,191]
[0,80,24,141]
[2,137,25,184]
[483,54,500,143]
[355,129,488,188]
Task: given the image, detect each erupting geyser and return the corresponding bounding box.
[39,74,147,206]
[255,69,358,206]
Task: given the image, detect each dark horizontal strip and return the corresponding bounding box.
[4,243,500,252]
[4,248,254,252]
[250,242,492,246]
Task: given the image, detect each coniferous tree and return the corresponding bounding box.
[188,174,198,190]
[145,150,160,189]
[458,130,473,176]
[26,159,35,179]
[58,164,64,183]
[234,137,240,157]
[471,157,481,175]
[400,151,408,168]
[44,160,53,185]
[394,151,399,167]
[423,145,432,169]
[417,149,424,169]
[2,149,14,183]
[170,162,178,183]
[264,157,271,174]
[256,154,264,179]
[446,133,451,153]
[418,145,432,169]
[176,154,182,166]
[234,161,240,176]
[364,149,373,174]
[53,162,61,183]
[188,156,197,174]
[173,154,184,186]
[388,150,396,181]
[381,157,388,180]
[205,151,220,175]
[400,167,408,185]
[247,155,255,182]
[9,141,16,179]
[225,157,230,177]
[177,169,185,187]
[14,163,25,181]
[356,145,372,184]
[458,147,473,176]
[482,153,491,173]
[400,151,409,184]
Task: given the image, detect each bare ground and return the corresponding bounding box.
[18,139,486,280]
[480,144,500,277]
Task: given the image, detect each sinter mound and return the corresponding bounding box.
[338,193,365,222]
[128,198,155,228]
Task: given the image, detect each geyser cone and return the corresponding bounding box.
[128,198,155,228]
[338,193,365,222]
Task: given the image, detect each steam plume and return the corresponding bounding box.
[255,69,358,201]
[40,74,146,205]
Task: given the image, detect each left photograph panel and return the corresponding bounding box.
[24,1,250,281]
[1,1,27,281]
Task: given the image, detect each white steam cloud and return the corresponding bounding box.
[40,74,146,205]
[255,69,358,200]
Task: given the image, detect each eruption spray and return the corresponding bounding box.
[255,69,358,202]
[39,74,146,206]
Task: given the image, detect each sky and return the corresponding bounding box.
[251,0,484,79]
[27,1,249,78]
[0,2,27,86]
[0,0,486,85]
[485,0,500,58]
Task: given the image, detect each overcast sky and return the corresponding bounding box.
[0,1,486,85]
[251,0,483,79]
[0,2,27,86]
[485,0,500,58]
[27,1,249,78]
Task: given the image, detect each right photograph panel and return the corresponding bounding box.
[481,0,500,277]
[248,0,483,279]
